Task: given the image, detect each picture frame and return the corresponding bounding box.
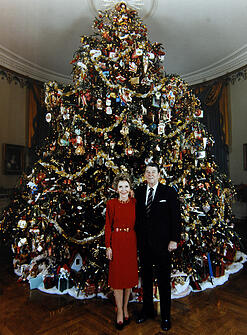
[2,143,25,175]
[244,144,247,170]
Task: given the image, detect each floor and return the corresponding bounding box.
[0,220,246,335]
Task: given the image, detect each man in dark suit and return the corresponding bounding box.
[135,162,181,331]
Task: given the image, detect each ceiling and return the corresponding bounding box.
[0,0,247,85]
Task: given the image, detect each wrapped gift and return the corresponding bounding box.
[43,275,56,289]
[29,275,43,290]
[214,262,225,277]
[85,282,96,296]
[57,278,74,292]
[190,277,201,291]
[57,278,69,292]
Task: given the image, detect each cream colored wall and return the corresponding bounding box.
[229,79,247,185]
[0,78,27,189]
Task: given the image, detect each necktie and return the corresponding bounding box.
[146,187,153,216]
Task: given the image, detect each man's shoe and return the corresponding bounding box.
[161,319,171,331]
[136,310,156,324]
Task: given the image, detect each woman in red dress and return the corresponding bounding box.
[105,173,138,330]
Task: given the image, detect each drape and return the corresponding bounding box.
[194,80,229,174]
[28,82,41,148]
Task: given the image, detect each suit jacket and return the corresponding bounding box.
[135,182,181,254]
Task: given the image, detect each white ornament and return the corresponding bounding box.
[203,204,211,213]
[143,55,149,73]
[106,107,112,114]
[158,123,165,134]
[18,220,27,229]
[76,136,83,145]
[147,52,155,59]
[46,113,51,123]
[106,98,111,106]
[90,49,102,61]
[18,238,27,247]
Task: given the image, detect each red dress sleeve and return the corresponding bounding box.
[105,200,114,248]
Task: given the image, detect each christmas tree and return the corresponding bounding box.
[0,2,244,298]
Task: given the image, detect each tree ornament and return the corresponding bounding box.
[17,220,27,229]
[46,113,52,123]
[141,104,147,115]
[158,122,165,135]
[75,146,85,155]
[106,106,112,114]
[106,98,111,106]
[120,124,129,136]
[96,99,103,109]
[125,147,134,155]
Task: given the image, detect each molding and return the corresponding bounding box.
[0,44,71,84]
[1,42,247,87]
[182,44,247,86]
[0,68,29,88]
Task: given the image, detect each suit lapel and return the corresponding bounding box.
[141,184,147,206]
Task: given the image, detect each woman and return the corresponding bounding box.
[105,173,138,330]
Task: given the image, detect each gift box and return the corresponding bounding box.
[190,278,201,291]
[85,283,96,296]
[56,278,74,292]
[214,263,225,277]
[43,276,56,289]
[29,275,43,290]
[57,278,69,292]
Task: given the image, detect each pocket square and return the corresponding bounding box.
[159,199,167,203]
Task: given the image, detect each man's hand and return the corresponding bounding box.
[168,241,177,252]
[106,247,112,260]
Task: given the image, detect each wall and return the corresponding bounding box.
[0,78,27,189]
[229,78,247,185]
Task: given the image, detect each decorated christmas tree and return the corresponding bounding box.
[0,2,244,298]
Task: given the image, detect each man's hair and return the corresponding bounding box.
[145,162,160,173]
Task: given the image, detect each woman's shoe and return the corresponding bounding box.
[115,320,124,330]
[124,316,131,326]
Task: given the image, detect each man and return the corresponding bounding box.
[135,162,181,331]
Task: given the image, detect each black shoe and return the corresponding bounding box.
[124,316,131,326]
[136,310,156,324]
[115,320,124,330]
[161,319,171,331]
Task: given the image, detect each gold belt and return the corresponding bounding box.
[115,227,132,232]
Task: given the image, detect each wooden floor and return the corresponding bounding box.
[1,220,247,335]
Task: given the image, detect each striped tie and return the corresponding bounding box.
[146,187,153,217]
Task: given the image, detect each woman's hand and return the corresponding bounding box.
[106,247,112,260]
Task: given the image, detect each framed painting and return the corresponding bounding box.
[2,143,25,175]
[244,144,247,170]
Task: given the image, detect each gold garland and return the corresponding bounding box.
[75,108,127,133]
[132,116,194,139]
[40,213,105,245]
[38,150,119,180]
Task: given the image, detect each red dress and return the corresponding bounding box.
[105,198,138,289]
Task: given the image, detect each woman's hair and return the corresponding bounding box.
[112,173,132,191]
